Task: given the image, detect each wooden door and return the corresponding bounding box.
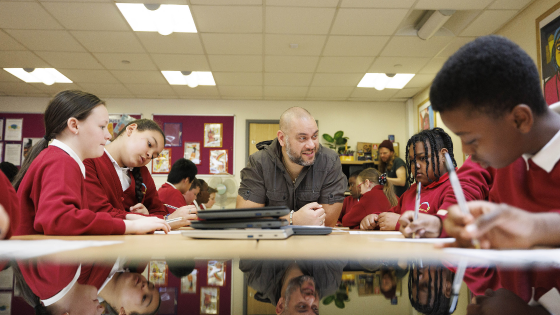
[248,122,279,156]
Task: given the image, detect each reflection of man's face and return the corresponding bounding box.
[282,118,319,167]
[381,273,395,292]
[276,275,319,315]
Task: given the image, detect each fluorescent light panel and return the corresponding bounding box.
[161,71,215,86]
[116,3,197,33]
[358,73,415,90]
[3,68,72,84]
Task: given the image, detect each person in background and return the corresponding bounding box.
[183,179,201,206]
[0,161,18,183]
[336,170,361,226]
[378,140,409,197]
[203,187,218,210]
[194,179,210,210]
[157,158,198,215]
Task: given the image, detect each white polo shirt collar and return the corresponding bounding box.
[49,139,85,178]
[522,129,560,173]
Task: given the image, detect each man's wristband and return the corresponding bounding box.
[289,210,294,225]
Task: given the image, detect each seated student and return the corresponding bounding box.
[183,178,201,206]
[193,179,210,210]
[336,170,361,226]
[13,90,170,236]
[426,35,560,312]
[0,171,18,241]
[157,158,198,213]
[203,187,218,210]
[84,119,195,229]
[371,128,492,232]
[0,161,18,183]
[341,168,397,229]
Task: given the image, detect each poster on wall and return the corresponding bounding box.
[417,100,436,132]
[209,150,228,174]
[0,119,3,141]
[183,142,201,164]
[157,287,177,315]
[180,269,197,294]
[152,149,171,174]
[164,123,182,147]
[207,261,225,286]
[204,123,222,147]
[200,287,219,314]
[108,114,136,138]
[148,260,168,287]
[5,143,21,166]
[0,292,11,315]
[537,3,560,105]
[4,118,22,141]
[21,138,41,163]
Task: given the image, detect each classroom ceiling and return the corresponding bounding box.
[0,0,534,101]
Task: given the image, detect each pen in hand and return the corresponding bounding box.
[412,182,421,239]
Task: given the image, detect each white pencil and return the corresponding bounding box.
[412,182,421,239]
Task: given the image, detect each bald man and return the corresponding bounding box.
[237,107,346,226]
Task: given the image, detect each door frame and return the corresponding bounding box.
[245,119,280,166]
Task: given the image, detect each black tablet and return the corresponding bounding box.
[197,206,290,220]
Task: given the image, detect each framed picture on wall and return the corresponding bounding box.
[536,2,560,105]
[180,269,197,294]
[207,260,225,287]
[417,99,436,132]
[204,123,223,147]
[157,287,177,315]
[152,149,171,174]
[148,260,168,287]
[200,287,219,314]
[164,123,182,147]
[209,150,228,174]
[4,118,22,141]
[184,142,201,164]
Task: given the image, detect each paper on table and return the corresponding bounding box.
[384,238,456,243]
[348,231,403,235]
[443,248,560,268]
[0,240,122,260]
[154,231,183,235]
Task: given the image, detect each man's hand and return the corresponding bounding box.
[129,203,149,215]
[292,202,325,226]
[399,211,442,238]
[360,214,378,230]
[377,212,400,231]
[467,289,549,315]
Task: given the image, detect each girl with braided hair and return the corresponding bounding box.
[84,119,197,229]
[341,168,397,229]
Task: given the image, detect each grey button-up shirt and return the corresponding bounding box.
[238,138,347,211]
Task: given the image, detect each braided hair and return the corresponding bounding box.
[114,119,165,203]
[405,128,456,185]
[408,262,453,315]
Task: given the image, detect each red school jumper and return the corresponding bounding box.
[391,157,494,232]
[0,171,18,239]
[15,146,125,236]
[158,183,187,213]
[84,152,167,220]
[337,195,359,225]
[342,185,391,228]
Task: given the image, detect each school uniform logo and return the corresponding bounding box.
[420,202,430,213]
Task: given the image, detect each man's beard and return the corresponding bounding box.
[285,136,316,166]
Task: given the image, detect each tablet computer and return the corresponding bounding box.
[283,225,332,235]
[181,227,294,240]
[197,206,290,220]
[191,218,288,229]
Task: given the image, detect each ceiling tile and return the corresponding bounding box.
[151,54,209,71]
[0,51,50,68]
[111,70,167,84]
[340,0,416,8]
[307,86,354,98]
[213,72,263,86]
[436,37,476,58]
[380,36,453,57]
[316,57,374,73]
[405,74,435,88]
[306,97,348,101]
[124,84,177,96]
[392,87,422,98]
[5,30,85,52]
[267,0,338,7]
[60,69,119,84]
[310,73,363,86]
[266,7,335,34]
[36,51,103,69]
[31,83,83,95]
[331,9,408,35]
[264,73,313,86]
[42,2,129,31]
[0,69,23,82]
[191,6,262,33]
[172,86,220,97]
[0,31,26,51]
[208,55,262,72]
[264,35,326,56]
[264,86,308,98]
[201,34,262,55]
[137,33,204,54]
[419,57,447,74]
[414,0,494,10]
[368,57,430,73]
[79,83,133,96]
[265,56,319,73]
[323,36,390,56]
[0,82,46,95]
[72,31,145,53]
[460,10,518,36]
[489,0,533,9]
[0,2,63,30]
[443,10,482,36]
[350,87,399,99]
[94,53,157,70]
[190,0,261,4]
[218,86,263,97]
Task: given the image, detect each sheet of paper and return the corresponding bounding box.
[443,248,560,268]
[4,143,21,166]
[4,118,22,141]
[0,240,122,260]
[384,238,456,243]
[348,231,403,235]
[154,231,183,235]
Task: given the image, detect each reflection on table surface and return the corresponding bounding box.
[1,256,558,315]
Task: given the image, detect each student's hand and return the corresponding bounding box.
[467,289,549,315]
[129,203,149,215]
[293,202,325,226]
[377,212,400,231]
[0,205,10,240]
[167,206,198,229]
[125,213,147,220]
[399,211,442,238]
[125,217,171,235]
[360,214,378,230]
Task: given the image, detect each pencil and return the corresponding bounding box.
[412,182,421,239]
[164,204,178,210]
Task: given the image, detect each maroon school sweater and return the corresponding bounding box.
[341,186,391,228]
[158,183,187,213]
[0,171,18,239]
[338,195,359,225]
[16,146,125,236]
[84,152,167,220]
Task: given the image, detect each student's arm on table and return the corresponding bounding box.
[467,289,549,315]
[360,214,378,230]
[399,212,442,238]
[443,201,560,249]
[386,166,407,187]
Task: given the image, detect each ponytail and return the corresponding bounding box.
[131,168,144,203]
[358,168,398,207]
[12,90,105,190]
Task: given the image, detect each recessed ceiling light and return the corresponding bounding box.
[116,3,197,35]
[161,71,215,87]
[3,68,72,85]
[357,73,415,90]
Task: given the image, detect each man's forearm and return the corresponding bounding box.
[323,203,343,227]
